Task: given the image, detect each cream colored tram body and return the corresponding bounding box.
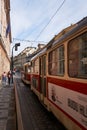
[21,62,31,85]
[28,17,87,130]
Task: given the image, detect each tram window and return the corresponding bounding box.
[68,32,87,78]
[35,58,39,73]
[48,45,64,76]
[43,56,46,75]
[40,58,42,75]
[25,66,27,73]
[28,66,31,73]
[31,61,35,73]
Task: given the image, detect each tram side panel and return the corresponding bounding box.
[31,52,49,106]
[47,77,87,130]
[31,58,41,99]
[30,33,87,130]
[30,17,87,130]
[46,31,87,130]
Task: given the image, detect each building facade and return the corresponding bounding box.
[13,47,36,71]
[0,0,11,80]
[13,44,46,71]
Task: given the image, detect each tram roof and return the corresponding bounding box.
[31,47,47,60]
[53,16,87,46]
[30,17,87,61]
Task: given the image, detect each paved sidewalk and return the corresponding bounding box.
[0,82,17,130]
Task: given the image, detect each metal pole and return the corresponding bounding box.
[11,45,15,83]
[11,43,20,83]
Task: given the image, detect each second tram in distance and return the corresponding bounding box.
[21,17,87,130]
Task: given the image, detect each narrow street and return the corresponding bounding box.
[15,76,66,130]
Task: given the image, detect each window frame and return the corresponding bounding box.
[68,31,87,79]
[48,45,65,76]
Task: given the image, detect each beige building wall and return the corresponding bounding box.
[0,0,11,80]
[13,47,36,70]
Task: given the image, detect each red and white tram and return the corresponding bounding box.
[22,17,87,130]
[21,62,31,84]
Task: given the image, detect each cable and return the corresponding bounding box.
[12,38,47,43]
[12,0,66,53]
[34,0,66,41]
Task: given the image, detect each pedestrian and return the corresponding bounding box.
[7,71,11,85]
[2,72,7,85]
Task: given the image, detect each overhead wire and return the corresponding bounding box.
[12,38,47,43]
[34,0,66,41]
[12,0,66,53]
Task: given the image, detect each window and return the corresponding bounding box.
[25,66,27,73]
[40,58,42,75]
[35,58,39,73]
[32,78,38,89]
[31,61,35,73]
[40,56,46,75]
[68,32,87,78]
[48,45,64,76]
[43,56,46,75]
[28,66,31,73]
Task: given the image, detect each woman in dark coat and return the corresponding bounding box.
[7,71,11,85]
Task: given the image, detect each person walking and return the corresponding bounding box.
[2,72,7,85]
[7,71,11,85]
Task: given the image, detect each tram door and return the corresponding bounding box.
[40,55,46,102]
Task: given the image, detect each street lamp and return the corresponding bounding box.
[11,43,20,83]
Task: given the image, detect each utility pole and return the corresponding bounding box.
[11,43,20,83]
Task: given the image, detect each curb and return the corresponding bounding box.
[14,79,24,130]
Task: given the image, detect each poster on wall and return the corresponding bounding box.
[48,83,87,129]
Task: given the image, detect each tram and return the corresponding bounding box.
[22,17,87,130]
[21,62,31,84]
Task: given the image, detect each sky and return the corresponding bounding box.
[10,0,87,56]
